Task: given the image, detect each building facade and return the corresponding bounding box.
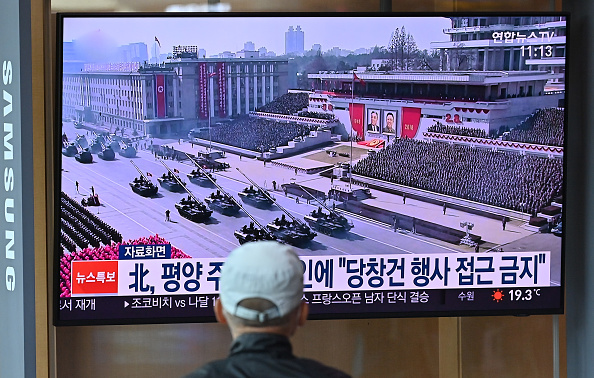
[431,16,566,75]
[62,56,289,138]
[285,25,305,56]
[308,70,563,142]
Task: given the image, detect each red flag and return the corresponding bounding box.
[154,36,161,48]
[354,73,365,86]
[146,172,152,177]
[173,168,180,174]
[155,74,166,118]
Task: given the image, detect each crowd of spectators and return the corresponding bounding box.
[256,92,309,115]
[427,122,488,138]
[502,108,565,147]
[297,111,335,120]
[427,122,488,139]
[195,116,316,152]
[353,138,563,214]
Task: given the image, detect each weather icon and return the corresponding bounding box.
[492,289,505,302]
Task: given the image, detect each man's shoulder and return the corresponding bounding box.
[182,357,351,378]
[297,357,352,378]
[181,359,227,378]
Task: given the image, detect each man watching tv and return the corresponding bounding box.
[184,241,350,378]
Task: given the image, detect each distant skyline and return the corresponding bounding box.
[62,16,451,59]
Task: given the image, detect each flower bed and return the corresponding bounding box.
[59,234,191,297]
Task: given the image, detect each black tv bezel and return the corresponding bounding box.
[53,11,568,326]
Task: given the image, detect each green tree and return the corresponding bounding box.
[389,26,419,70]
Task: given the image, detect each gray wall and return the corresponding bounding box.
[564,0,594,376]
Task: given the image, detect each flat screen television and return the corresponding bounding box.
[54,13,567,325]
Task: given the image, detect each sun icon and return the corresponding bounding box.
[492,289,504,302]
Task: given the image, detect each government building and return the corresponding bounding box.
[62,48,289,138]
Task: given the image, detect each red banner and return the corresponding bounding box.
[155,74,166,118]
[349,103,365,140]
[71,261,119,295]
[217,62,227,118]
[198,63,208,120]
[401,107,421,139]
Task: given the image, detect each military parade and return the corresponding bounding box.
[58,15,563,293]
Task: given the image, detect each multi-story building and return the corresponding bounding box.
[62,53,289,138]
[118,42,149,64]
[431,16,566,75]
[285,25,305,56]
[308,70,563,143]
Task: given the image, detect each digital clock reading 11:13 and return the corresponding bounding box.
[520,45,553,58]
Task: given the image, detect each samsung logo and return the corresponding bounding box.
[2,60,15,292]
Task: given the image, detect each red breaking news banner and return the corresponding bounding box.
[71,260,119,295]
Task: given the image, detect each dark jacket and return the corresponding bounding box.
[183,332,351,378]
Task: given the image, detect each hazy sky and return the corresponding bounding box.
[63,16,452,57]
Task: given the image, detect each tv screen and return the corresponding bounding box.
[54,13,567,325]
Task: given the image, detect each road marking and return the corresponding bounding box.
[62,160,239,248]
[63,175,157,236]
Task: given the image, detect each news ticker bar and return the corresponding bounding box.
[58,286,562,322]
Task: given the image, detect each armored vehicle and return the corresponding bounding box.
[119,143,137,158]
[304,206,353,236]
[204,190,240,216]
[267,214,316,246]
[62,142,78,157]
[157,171,185,192]
[234,221,277,245]
[238,185,274,208]
[175,195,213,222]
[187,169,216,187]
[75,148,93,164]
[98,145,116,161]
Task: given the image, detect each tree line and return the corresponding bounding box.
[292,26,441,89]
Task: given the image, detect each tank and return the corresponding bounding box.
[238,185,274,208]
[175,195,213,222]
[187,169,216,187]
[119,144,137,158]
[75,135,89,149]
[204,190,240,216]
[192,157,230,171]
[62,143,78,157]
[89,140,103,154]
[88,134,106,154]
[157,172,185,192]
[267,214,316,246]
[75,148,93,164]
[234,221,277,245]
[109,140,121,152]
[304,207,353,236]
[129,176,158,197]
[98,146,116,161]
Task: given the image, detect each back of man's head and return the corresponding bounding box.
[218,241,304,331]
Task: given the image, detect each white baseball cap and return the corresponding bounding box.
[219,241,304,323]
